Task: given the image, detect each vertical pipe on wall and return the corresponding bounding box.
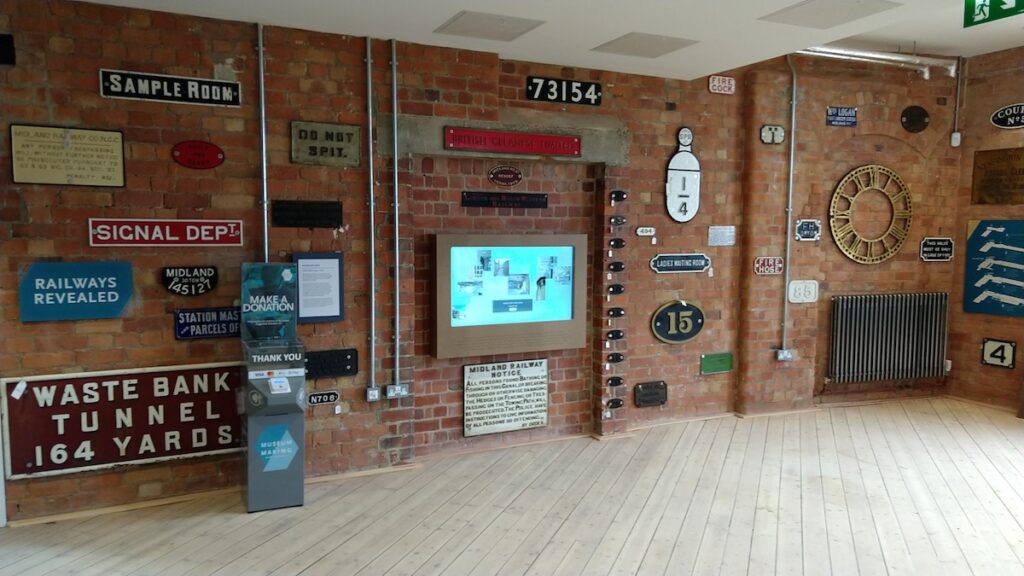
[780,55,798,353]
[366,37,377,391]
[391,39,401,389]
[257,23,270,263]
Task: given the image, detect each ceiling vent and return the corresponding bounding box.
[759,0,902,30]
[434,11,545,42]
[591,32,698,59]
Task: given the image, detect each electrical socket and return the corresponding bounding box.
[366,387,381,402]
[386,384,410,398]
[603,409,612,420]
[944,359,952,372]
[776,348,796,361]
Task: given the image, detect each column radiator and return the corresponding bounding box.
[828,292,949,385]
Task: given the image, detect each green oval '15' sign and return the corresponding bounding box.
[651,301,705,344]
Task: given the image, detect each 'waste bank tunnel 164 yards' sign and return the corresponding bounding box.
[19,261,133,322]
[1,363,243,478]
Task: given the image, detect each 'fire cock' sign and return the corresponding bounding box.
[1,363,242,478]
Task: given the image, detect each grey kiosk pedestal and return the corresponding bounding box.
[243,341,306,512]
[240,261,306,513]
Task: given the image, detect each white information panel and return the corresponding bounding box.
[464,359,548,437]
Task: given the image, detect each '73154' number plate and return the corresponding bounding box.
[526,76,602,106]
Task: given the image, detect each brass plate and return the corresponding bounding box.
[829,164,912,265]
[972,147,1024,205]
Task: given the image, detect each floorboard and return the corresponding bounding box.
[4,399,1024,575]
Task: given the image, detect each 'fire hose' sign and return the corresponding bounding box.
[1,362,242,478]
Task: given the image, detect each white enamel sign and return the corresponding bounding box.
[788,280,819,303]
[665,127,701,223]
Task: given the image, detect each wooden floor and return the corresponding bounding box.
[3,397,1024,575]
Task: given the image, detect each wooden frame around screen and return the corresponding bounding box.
[433,233,588,359]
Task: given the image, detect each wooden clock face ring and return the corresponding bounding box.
[829,164,912,265]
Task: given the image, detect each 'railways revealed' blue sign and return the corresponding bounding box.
[19,261,132,322]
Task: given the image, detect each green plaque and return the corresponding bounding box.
[965,0,1024,28]
[700,352,733,375]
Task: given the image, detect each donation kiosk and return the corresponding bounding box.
[240,263,305,512]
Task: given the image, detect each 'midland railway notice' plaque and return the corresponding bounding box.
[463,359,548,437]
[972,147,1024,205]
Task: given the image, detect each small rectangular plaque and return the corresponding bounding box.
[464,359,548,437]
[99,69,240,107]
[271,200,343,229]
[174,306,241,340]
[920,237,954,261]
[461,191,548,209]
[305,349,358,379]
[526,76,602,106]
[445,127,581,157]
[700,352,734,375]
[290,121,360,167]
[11,124,125,187]
[634,381,667,407]
[708,225,736,247]
[826,106,858,127]
[972,147,1024,205]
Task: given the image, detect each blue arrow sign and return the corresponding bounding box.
[650,253,711,274]
[19,261,133,322]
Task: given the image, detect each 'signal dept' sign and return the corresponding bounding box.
[1,363,243,478]
[89,218,243,246]
[463,359,548,437]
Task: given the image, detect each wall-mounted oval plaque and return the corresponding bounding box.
[161,266,218,296]
[992,103,1024,129]
[487,165,523,186]
[172,140,225,169]
[651,300,705,344]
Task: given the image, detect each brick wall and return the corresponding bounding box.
[948,47,1024,408]
[0,0,999,522]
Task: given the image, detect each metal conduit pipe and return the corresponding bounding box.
[391,39,401,392]
[779,55,798,360]
[257,23,270,263]
[366,37,378,396]
[796,46,959,79]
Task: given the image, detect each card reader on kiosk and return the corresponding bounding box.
[240,263,306,512]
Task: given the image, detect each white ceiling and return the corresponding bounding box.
[85,0,1024,80]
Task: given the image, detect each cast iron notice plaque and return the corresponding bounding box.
[464,359,548,437]
[89,218,243,246]
[753,256,784,275]
[290,121,360,167]
[650,253,711,274]
[795,219,822,241]
[161,266,218,296]
[634,381,667,407]
[972,148,1024,204]
[271,200,343,229]
[920,237,954,262]
[526,76,602,106]
[991,104,1024,129]
[99,69,241,107]
[461,191,548,209]
[11,124,125,187]
[444,127,581,157]
[488,165,523,186]
[1,362,243,478]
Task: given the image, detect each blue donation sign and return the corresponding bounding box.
[174,307,241,340]
[964,220,1024,317]
[19,261,132,322]
[240,263,298,342]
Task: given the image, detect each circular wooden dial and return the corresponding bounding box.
[829,164,912,265]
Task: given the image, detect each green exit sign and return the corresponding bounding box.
[965,0,1024,27]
